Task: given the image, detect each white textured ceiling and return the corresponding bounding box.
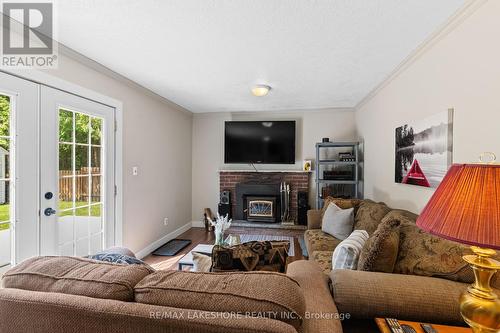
[54,0,465,113]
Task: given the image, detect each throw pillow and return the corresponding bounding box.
[211,240,289,272]
[89,252,153,270]
[357,218,400,272]
[192,252,211,272]
[353,199,391,235]
[395,217,500,290]
[331,230,369,270]
[321,203,355,240]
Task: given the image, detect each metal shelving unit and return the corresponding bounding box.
[315,141,361,209]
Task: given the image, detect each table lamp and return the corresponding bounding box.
[416,154,500,333]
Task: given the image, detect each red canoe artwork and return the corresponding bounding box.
[402,159,430,187]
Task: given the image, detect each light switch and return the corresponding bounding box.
[132,166,138,176]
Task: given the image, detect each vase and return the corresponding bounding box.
[215,231,225,246]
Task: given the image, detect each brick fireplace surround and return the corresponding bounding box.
[219,171,310,223]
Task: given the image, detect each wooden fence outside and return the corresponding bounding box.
[59,167,101,202]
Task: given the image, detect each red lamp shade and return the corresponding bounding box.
[416,163,500,250]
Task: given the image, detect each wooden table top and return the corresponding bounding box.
[375,318,472,333]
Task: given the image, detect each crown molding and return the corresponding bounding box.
[354,0,488,111]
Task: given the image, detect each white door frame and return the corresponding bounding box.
[0,69,123,253]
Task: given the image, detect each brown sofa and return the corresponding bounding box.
[0,255,342,333]
[305,198,500,331]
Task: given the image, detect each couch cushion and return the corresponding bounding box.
[310,251,333,274]
[134,270,305,329]
[353,200,391,235]
[358,218,400,273]
[1,256,152,301]
[304,229,342,254]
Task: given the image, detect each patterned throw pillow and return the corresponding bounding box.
[212,241,289,273]
[395,216,500,290]
[331,230,369,270]
[357,218,401,272]
[89,253,154,272]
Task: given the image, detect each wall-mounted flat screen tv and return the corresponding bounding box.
[224,121,296,164]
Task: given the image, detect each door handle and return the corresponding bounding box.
[44,208,56,216]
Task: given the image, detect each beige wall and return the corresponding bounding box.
[43,53,193,255]
[191,109,357,222]
[355,1,500,213]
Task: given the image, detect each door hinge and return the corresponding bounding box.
[114,120,118,132]
[114,185,117,196]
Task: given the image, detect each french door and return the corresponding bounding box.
[0,72,38,272]
[0,72,116,271]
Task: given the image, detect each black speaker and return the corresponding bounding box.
[218,203,231,219]
[220,190,231,205]
[297,191,309,226]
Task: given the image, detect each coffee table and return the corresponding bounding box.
[177,244,214,270]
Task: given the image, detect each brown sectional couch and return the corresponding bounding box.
[305,198,500,331]
[0,255,341,333]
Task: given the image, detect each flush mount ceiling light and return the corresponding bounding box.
[251,84,271,97]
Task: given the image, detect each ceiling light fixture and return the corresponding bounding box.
[251,84,271,97]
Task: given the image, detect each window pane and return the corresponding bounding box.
[75,113,89,144]
[59,110,73,142]
[0,139,10,179]
[75,145,89,174]
[75,176,89,205]
[59,143,73,173]
[0,180,10,223]
[90,203,101,217]
[58,177,73,211]
[91,146,101,174]
[91,118,102,145]
[91,176,101,203]
[0,95,10,137]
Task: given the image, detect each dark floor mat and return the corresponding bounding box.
[152,239,192,256]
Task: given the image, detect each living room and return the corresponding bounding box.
[0,1,499,333]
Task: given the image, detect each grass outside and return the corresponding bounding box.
[0,202,101,231]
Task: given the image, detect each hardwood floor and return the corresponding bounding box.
[143,227,306,270]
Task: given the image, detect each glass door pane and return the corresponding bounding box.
[57,108,104,256]
[0,94,13,269]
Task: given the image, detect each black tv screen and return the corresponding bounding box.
[224,121,296,164]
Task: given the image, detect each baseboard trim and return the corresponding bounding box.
[135,222,192,259]
[191,220,205,228]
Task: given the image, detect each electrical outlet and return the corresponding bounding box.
[163,217,169,226]
[132,167,138,176]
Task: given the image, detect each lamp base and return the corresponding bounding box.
[459,246,500,333]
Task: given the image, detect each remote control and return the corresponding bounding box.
[421,323,437,333]
[385,318,403,333]
[401,324,416,333]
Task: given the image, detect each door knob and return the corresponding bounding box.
[44,208,56,216]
